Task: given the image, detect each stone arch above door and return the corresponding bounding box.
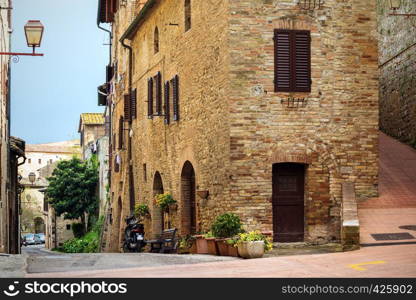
[180,161,197,235]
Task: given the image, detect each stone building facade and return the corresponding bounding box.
[79,113,106,159]
[99,0,379,251]
[19,140,81,249]
[378,0,416,148]
[0,0,12,253]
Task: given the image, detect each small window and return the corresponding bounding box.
[66,224,71,230]
[185,0,191,32]
[143,164,147,182]
[38,159,42,164]
[49,159,53,164]
[154,27,159,54]
[118,116,124,149]
[28,159,31,164]
[171,75,180,121]
[148,78,154,118]
[155,72,162,116]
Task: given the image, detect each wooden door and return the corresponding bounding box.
[272,163,305,242]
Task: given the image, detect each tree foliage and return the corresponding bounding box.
[46,156,99,225]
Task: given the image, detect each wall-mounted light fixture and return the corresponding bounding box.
[389,0,416,16]
[0,20,45,61]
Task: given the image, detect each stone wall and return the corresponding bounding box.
[0,0,11,253]
[225,0,379,242]
[378,0,416,147]
[107,0,379,248]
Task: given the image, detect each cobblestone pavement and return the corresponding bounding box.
[26,133,416,278]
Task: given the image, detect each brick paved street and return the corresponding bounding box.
[26,132,416,278]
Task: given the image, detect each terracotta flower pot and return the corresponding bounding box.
[228,244,239,257]
[237,241,264,259]
[205,237,219,255]
[215,239,229,256]
[194,235,209,254]
[189,240,197,254]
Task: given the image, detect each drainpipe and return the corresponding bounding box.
[120,36,135,215]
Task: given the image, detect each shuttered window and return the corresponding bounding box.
[155,72,162,115]
[274,29,311,93]
[172,75,179,121]
[131,88,137,119]
[118,116,124,150]
[147,78,153,118]
[124,94,131,122]
[164,81,170,124]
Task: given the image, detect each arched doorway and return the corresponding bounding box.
[152,172,164,237]
[181,161,196,235]
[117,197,123,246]
[34,217,45,234]
[272,163,305,242]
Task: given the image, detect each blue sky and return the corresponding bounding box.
[11,0,109,144]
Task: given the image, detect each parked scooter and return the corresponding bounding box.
[122,216,146,252]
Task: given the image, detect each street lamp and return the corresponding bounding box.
[28,172,36,186]
[0,19,44,59]
[389,0,401,10]
[24,20,44,54]
[389,0,416,17]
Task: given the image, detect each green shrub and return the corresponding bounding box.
[134,204,150,219]
[211,213,242,238]
[155,193,176,211]
[72,223,84,238]
[61,229,100,253]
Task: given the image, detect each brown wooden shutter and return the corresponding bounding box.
[172,75,179,121]
[293,30,311,92]
[148,78,153,118]
[155,72,162,115]
[274,29,311,93]
[274,30,291,92]
[131,88,137,119]
[118,117,124,150]
[109,147,113,171]
[164,81,170,125]
[106,64,114,83]
[124,94,131,122]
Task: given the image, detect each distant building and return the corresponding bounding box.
[1,0,26,254]
[19,140,81,249]
[79,113,109,251]
[78,113,106,160]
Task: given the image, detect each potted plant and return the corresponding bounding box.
[193,234,209,254]
[156,193,176,229]
[155,193,176,212]
[134,203,150,221]
[178,235,197,254]
[211,213,242,256]
[235,231,273,259]
[226,238,239,257]
[204,231,218,255]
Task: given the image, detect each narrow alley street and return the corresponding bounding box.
[18,132,416,278]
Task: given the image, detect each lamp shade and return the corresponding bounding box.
[24,20,44,48]
[389,0,401,10]
[28,172,36,184]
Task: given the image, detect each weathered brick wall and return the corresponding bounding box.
[128,0,230,238]
[226,0,379,242]
[378,0,416,148]
[107,0,379,248]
